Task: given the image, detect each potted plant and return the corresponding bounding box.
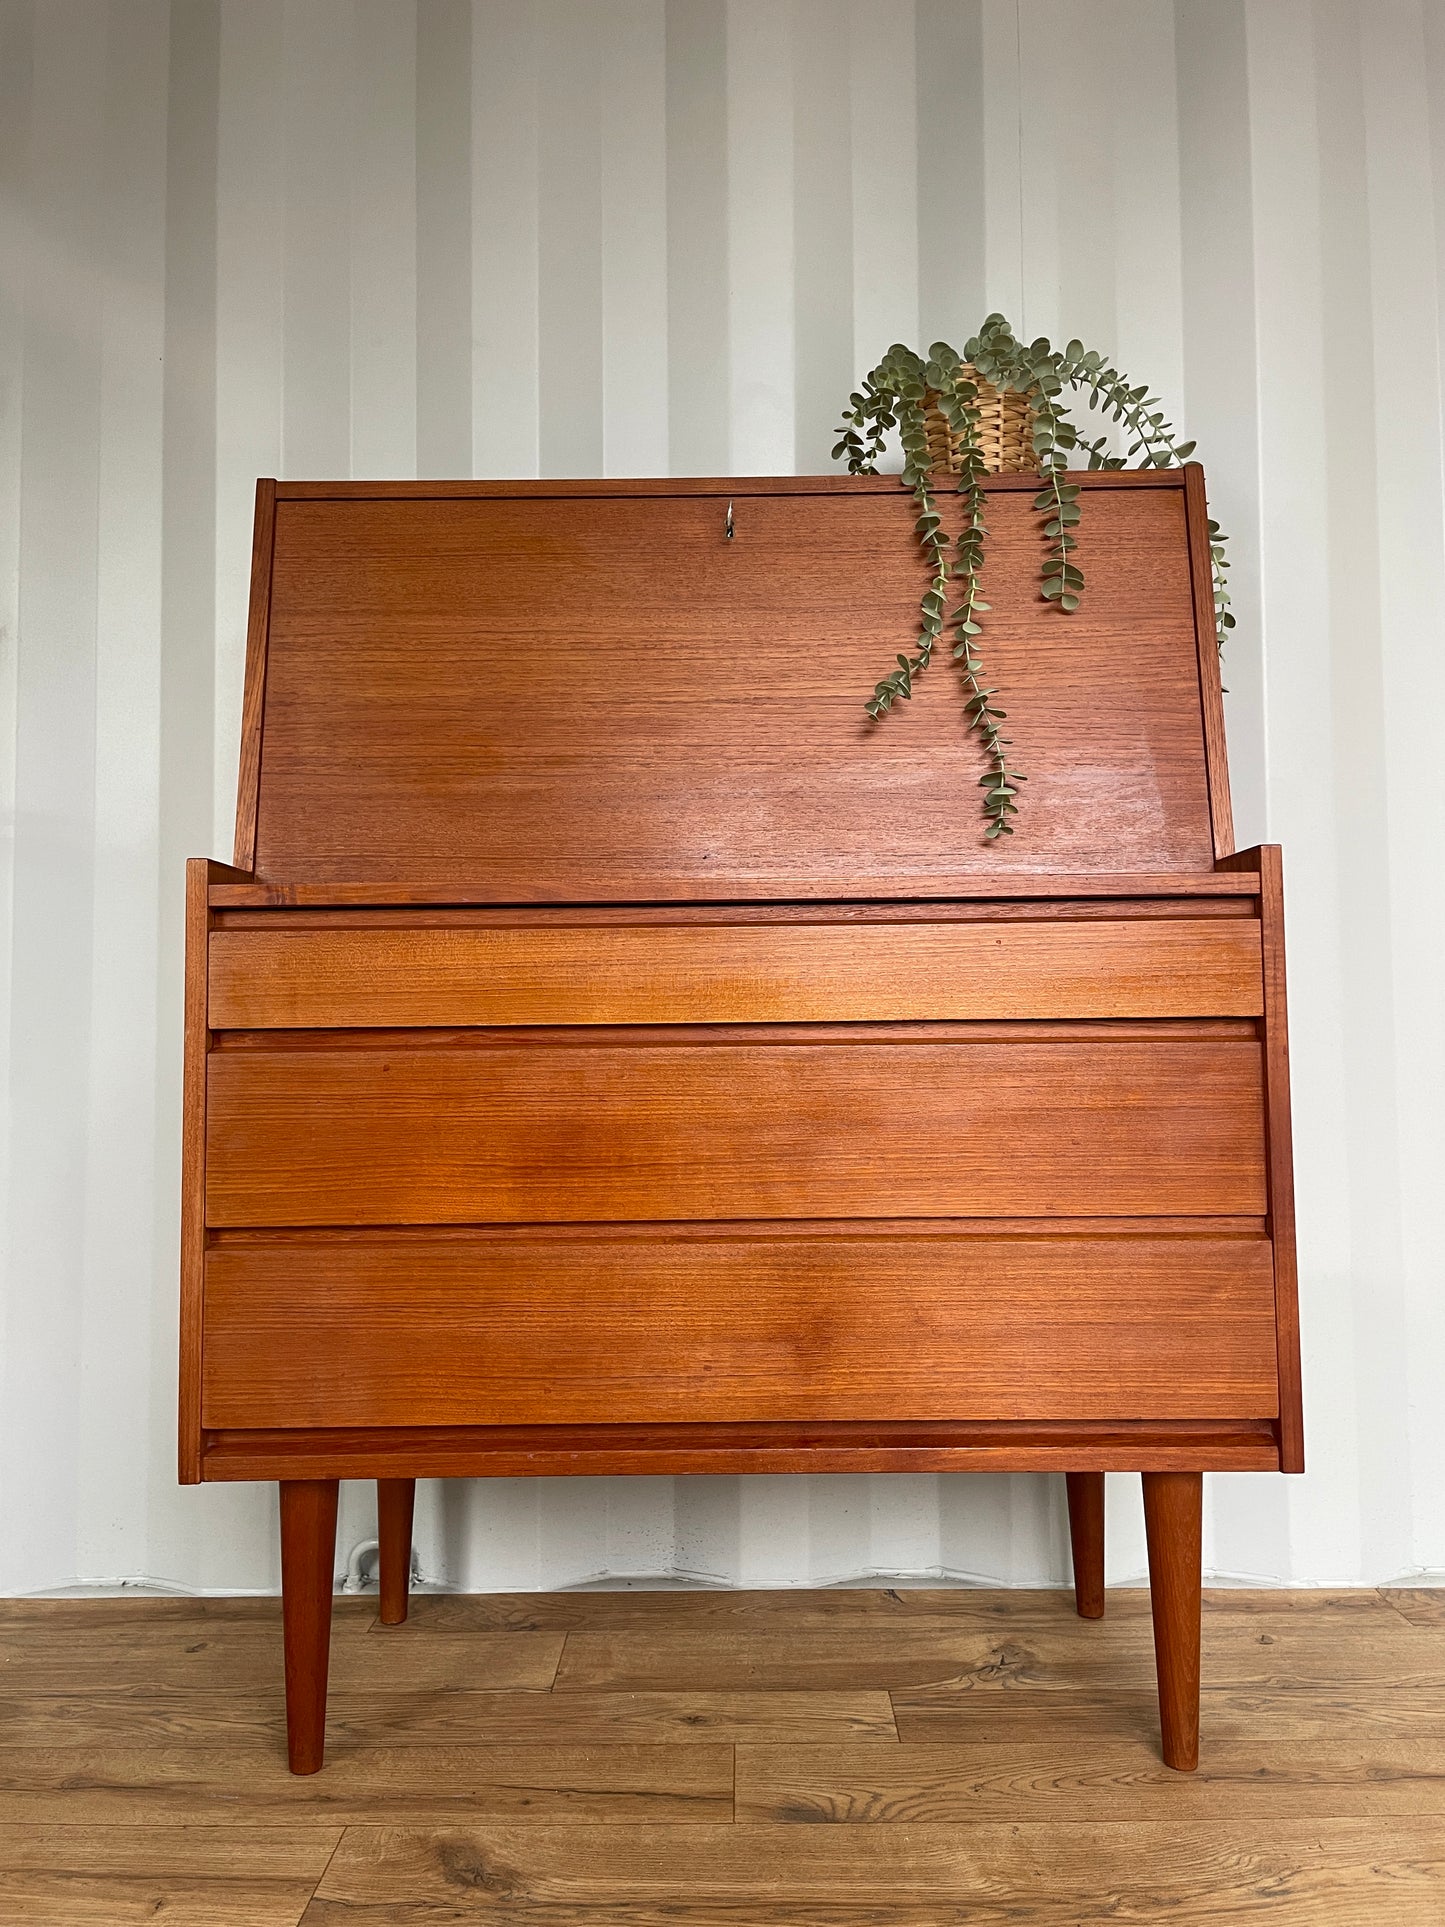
[834,313,1232,838]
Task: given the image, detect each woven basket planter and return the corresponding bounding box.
[924,365,1038,475]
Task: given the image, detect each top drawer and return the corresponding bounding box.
[207,917,1264,1029]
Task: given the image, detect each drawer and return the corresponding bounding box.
[206,917,1264,1029]
[200,1229,1280,1428]
[204,1033,1267,1226]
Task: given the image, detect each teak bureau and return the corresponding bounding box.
[180,469,1301,1774]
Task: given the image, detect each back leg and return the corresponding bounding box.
[377,1478,416,1626]
[1065,1472,1105,1619]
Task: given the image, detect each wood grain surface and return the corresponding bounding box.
[204,1035,1267,1226]
[0,1746,734,1827]
[1222,845,1304,1470]
[279,1481,338,1773]
[554,1613,1445,1697]
[733,1736,1445,1821]
[271,471,1195,498]
[197,1418,1282,1482]
[233,478,277,872]
[1383,1590,1445,1629]
[179,856,254,1485]
[206,917,1264,1029]
[0,1623,563,1699]
[6,1588,1438,1922]
[200,1231,1279,1429]
[178,860,211,1483]
[302,1821,1445,1923]
[1143,1469,1204,1769]
[209,871,1261,908]
[1184,463,1235,858]
[0,1824,340,1925]
[250,479,1219,891]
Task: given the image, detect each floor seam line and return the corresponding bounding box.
[296,1824,348,1924]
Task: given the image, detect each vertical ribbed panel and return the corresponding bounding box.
[2,0,1443,1593]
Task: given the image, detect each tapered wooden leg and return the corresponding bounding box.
[377,1478,416,1625]
[1065,1472,1106,1619]
[1142,1470,1203,1772]
[279,1479,338,1775]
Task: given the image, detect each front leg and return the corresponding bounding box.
[1142,1470,1203,1771]
[280,1479,339,1774]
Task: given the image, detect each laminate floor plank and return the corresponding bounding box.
[0,1823,340,1926]
[0,1745,732,1827]
[400,1586,1411,1634]
[735,1736,1445,1820]
[0,1687,898,1750]
[396,1588,1078,1634]
[895,1684,1445,1743]
[299,1819,1445,1925]
[1378,1587,1445,1629]
[553,1626,1144,1694]
[555,1616,1445,1695]
[0,1690,292,1749]
[1190,1588,1416,1619]
[0,1596,377,1634]
[2,1629,563,1696]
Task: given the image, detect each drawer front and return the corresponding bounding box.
[201,1231,1279,1428]
[208,918,1264,1029]
[204,1036,1267,1227]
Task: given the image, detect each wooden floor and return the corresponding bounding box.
[0,1585,1442,1923]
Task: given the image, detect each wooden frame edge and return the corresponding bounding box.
[178,860,212,1482]
[199,1418,1279,1482]
[233,479,277,871]
[272,470,1190,502]
[1218,844,1302,1471]
[1184,463,1235,860]
[204,872,1263,911]
[180,857,257,1481]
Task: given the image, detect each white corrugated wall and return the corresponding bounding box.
[2,0,1443,1593]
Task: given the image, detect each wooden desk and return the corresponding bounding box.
[180,469,1300,1773]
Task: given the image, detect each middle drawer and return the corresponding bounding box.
[205,1031,1267,1226]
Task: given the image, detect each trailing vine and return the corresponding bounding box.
[834,314,1233,839]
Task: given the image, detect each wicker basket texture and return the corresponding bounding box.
[923,365,1038,475]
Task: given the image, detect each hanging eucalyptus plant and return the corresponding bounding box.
[833,313,1232,838]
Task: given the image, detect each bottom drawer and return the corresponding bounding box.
[201,1229,1279,1428]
